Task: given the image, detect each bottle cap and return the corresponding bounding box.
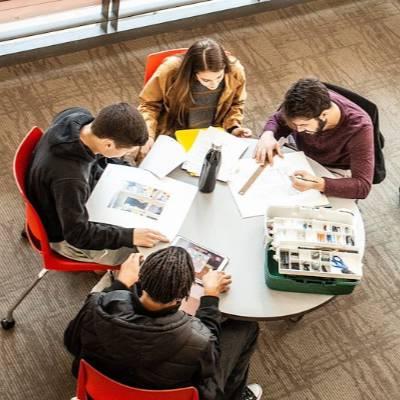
[211,142,222,151]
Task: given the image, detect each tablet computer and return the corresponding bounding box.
[171,236,229,283]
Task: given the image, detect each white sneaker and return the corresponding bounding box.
[241,383,262,400]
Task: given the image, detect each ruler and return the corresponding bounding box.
[238,137,288,196]
[238,164,268,195]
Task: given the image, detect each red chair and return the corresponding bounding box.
[1,127,120,330]
[143,48,187,84]
[76,359,199,400]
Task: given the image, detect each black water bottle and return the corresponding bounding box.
[198,143,222,193]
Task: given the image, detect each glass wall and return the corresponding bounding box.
[0,0,271,57]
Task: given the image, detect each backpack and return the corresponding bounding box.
[323,82,386,184]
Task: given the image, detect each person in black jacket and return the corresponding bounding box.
[64,246,262,400]
[26,103,168,265]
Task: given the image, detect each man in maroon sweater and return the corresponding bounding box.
[255,78,374,199]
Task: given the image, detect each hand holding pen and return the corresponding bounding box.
[290,170,326,192]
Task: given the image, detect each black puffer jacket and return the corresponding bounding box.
[64,281,222,399]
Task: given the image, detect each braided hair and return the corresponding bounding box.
[139,246,195,303]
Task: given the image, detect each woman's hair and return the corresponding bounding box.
[167,38,232,129]
[139,246,195,304]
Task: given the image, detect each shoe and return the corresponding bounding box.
[241,383,262,400]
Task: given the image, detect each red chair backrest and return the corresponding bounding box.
[13,127,113,271]
[13,127,52,254]
[144,48,187,84]
[77,359,199,400]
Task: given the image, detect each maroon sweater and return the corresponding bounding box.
[263,90,374,199]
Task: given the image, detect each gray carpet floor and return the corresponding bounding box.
[1,0,400,399]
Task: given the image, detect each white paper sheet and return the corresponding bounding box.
[229,152,330,218]
[182,127,249,182]
[139,135,187,178]
[86,164,197,240]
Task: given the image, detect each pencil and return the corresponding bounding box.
[290,175,319,184]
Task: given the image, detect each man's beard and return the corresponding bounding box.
[303,117,327,134]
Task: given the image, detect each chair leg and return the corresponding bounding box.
[21,228,28,239]
[288,313,304,323]
[1,268,48,330]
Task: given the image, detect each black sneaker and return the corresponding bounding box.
[241,384,262,400]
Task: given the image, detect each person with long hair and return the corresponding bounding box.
[138,38,252,157]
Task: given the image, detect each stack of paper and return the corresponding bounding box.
[229,152,330,218]
[139,135,186,178]
[182,127,249,182]
[140,127,249,182]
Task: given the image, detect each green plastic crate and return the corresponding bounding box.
[265,249,359,295]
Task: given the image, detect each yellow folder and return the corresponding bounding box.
[175,127,224,151]
[175,129,200,152]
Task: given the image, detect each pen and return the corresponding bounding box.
[290,175,319,184]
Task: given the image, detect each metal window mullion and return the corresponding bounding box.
[111,0,121,32]
[101,0,111,33]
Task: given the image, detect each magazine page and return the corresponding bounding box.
[86,164,197,240]
[139,135,187,178]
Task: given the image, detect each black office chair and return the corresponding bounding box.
[323,82,386,185]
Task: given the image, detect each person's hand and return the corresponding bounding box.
[201,270,232,297]
[116,253,144,287]
[290,170,325,192]
[231,127,252,138]
[254,130,283,165]
[139,137,155,158]
[133,228,169,247]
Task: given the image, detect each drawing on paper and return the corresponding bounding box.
[257,166,299,197]
[108,181,170,220]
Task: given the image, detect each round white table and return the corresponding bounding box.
[149,141,365,320]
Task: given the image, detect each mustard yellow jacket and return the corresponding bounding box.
[138,55,247,139]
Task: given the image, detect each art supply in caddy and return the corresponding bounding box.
[331,255,354,274]
[198,143,222,193]
[270,216,356,249]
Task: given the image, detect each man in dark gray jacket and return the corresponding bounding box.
[64,246,261,400]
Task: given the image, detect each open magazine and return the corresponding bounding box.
[86,164,197,240]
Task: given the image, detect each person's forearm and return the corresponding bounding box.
[323,177,371,199]
[64,221,134,250]
[262,111,292,139]
[314,177,326,192]
[102,279,129,293]
[195,296,222,339]
[259,130,275,141]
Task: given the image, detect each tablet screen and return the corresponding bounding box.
[172,236,228,281]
